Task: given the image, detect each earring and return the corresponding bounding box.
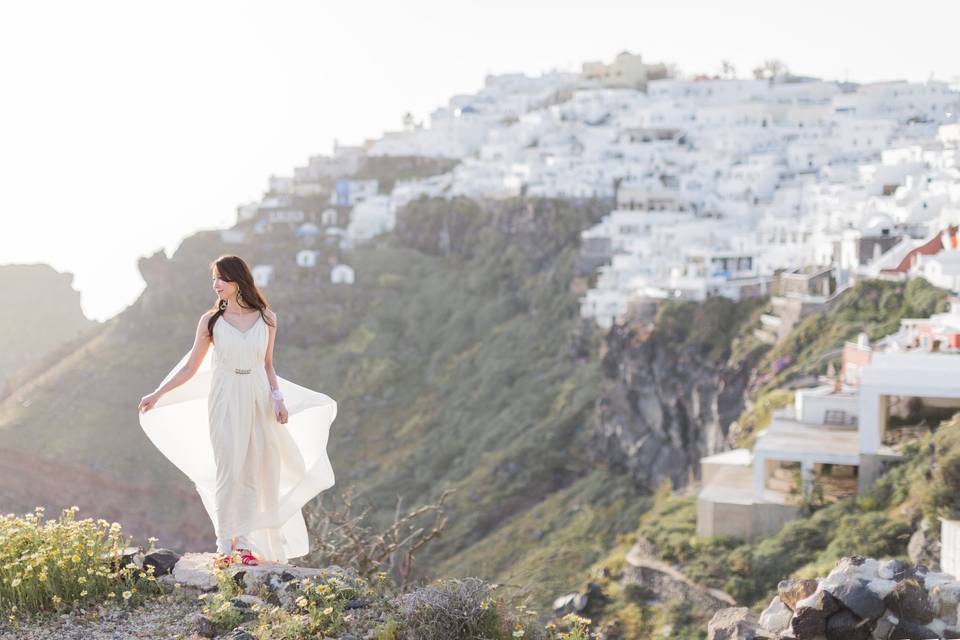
[237,291,244,306]
[219,298,228,311]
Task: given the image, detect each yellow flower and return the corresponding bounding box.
[38,574,47,582]
[72,554,81,563]
[80,590,88,597]
[78,576,87,584]
[10,578,21,587]
[52,595,62,604]
[296,596,309,608]
[323,606,333,615]
[122,591,132,600]
[107,592,116,598]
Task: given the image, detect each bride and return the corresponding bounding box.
[137,254,337,568]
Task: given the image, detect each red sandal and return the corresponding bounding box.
[213,553,234,569]
[236,548,259,566]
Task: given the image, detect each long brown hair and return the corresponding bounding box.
[207,255,276,341]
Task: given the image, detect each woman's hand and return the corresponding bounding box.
[274,398,289,424]
[138,391,162,413]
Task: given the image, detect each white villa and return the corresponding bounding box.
[698,300,960,540]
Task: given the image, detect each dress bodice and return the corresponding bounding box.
[211,313,268,373]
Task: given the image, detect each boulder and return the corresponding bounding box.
[706,607,766,640]
[878,559,913,582]
[825,608,870,640]
[143,548,180,577]
[172,553,220,590]
[929,582,960,626]
[552,592,588,616]
[883,577,936,624]
[821,576,885,622]
[195,614,217,638]
[778,579,819,611]
[791,588,840,638]
[758,595,791,635]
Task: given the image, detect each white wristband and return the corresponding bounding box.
[271,387,284,402]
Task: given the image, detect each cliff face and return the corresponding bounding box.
[590,298,765,491]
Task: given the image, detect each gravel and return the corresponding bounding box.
[0,586,210,640]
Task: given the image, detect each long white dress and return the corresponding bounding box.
[139,313,337,563]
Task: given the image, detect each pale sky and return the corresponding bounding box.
[2,0,958,321]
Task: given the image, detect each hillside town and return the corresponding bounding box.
[225,51,960,334]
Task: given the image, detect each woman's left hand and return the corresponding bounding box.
[274,399,288,424]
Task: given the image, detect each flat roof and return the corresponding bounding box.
[701,448,752,466]
[754,421,860,463]
[699,464,755,505]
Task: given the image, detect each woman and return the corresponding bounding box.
[138,254,337,568]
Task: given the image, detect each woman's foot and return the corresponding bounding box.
[235,547,259,566]
[212,552,234,569]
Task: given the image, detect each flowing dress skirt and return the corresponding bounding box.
[139,339,337,562]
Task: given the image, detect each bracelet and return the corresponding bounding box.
[271,387,284,402]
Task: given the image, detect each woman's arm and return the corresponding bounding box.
[263,309,280,391]
[156,312,213,394]
[263,308,288,424]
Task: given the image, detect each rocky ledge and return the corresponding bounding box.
[707,556,960,640]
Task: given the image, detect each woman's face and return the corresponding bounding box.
[212,269,237,300]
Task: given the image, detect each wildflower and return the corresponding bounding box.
[38,574,47,582]
[80,590,88,597]
[78,576,87,584]
[72,554,81,563]
[122,591,132,600]
[512,629,525,638]
[10,578,21,587]
[107,592,116,598]
[323,606,333,615]
[296,596,309,608]
[480,600,490,610]
[52,595,62,605]
[147,536,158,544]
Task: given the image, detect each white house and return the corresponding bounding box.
[346,195,395,244]
[331,263,355,285]
[698,300,960,541]
[296,249,321,268]
[252,265,274,287]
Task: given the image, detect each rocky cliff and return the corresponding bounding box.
[590,297,766,491]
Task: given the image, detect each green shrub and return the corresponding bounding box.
[0,506,164,622]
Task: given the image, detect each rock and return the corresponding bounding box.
[143,548,180,577]
[878,559,912,581]
[929,583,960,626]
[778,579,819,611]
[233,594,266,609]
[883,577,936,624]
[791,588,841,637]
[831,556,879,582]
[195,615,216,638]
[825,608,870,640]
[821,576,885,622]
[865,578,898,600]
[172,553,220,590]
[870,613,941,640]
[706,607,764,640]
[223,630,256,640]
[908,518,942,571]
[345,596,371,609]
[758,595,792,634]
[552,592,588,615]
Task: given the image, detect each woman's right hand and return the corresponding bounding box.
[138,392,161,413]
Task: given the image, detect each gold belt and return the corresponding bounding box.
[234,368,252,374]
